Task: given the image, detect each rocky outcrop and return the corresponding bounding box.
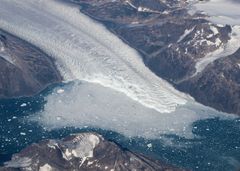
[0,133,185,171]
[0,30,62,98]
[69,0,240,115]
[178,48,240,115]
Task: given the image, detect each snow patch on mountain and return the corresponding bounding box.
[177,27,195,43]
[193,25,240,77]
[39,164,53,171]
[5,157,32,168]
[62,133,100,166]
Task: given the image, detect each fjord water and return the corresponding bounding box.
[0,0,239,170]
[0,84,239,171]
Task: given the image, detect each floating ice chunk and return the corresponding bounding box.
[147,143,152,148]
[20,103,27,107]
[20,132,26,136]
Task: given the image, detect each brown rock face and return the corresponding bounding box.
[0,30,62,98]
[177,49,240,115]
[0,133,186,171]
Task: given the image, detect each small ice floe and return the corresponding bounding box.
[20,103,27,107]
[20,132,26,136]
[147,143,153,148]
[57,88,64,94]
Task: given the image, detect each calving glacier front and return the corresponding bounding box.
[0,0,230,138]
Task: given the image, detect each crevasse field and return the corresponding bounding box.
[0,0,240,171]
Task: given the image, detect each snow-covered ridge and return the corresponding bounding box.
[47,133,101,160]
[62,133,100,165]
[4,133,101,170]
[47,133,101,166]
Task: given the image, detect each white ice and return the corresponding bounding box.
[190,0,240,25]
[0,0,234,139]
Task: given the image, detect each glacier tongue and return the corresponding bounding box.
[0,0,190,113]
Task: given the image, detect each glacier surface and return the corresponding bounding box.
[190,0,240,25]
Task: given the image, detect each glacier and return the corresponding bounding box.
[0,0,234,138]
[190,0,240,25]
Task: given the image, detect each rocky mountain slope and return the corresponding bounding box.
[0,133,185,171]
[69,0,240,115]
[0,30,62,98]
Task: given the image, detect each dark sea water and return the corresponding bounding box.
[0,84,240,171]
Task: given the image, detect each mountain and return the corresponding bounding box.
[0,133,185,171]
[0,30,62,98]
